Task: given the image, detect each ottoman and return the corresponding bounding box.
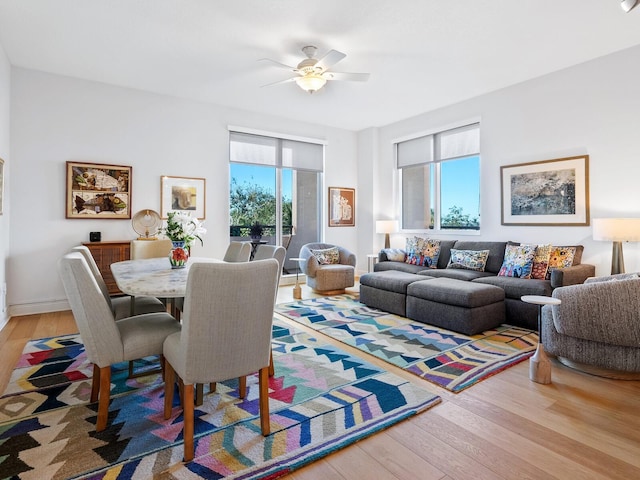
[360,271,431,316]
[406,277,505,335]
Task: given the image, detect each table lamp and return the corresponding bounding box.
[376,220,398,249]
[592,218,640,274]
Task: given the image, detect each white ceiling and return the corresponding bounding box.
[1,0,639,131]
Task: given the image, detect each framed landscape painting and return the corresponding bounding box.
[66,161,132,219]
[329,187,355,227]
[161,175,206,219]
[501,155,589,226]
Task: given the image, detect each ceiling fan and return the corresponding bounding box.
[261,45,370,94]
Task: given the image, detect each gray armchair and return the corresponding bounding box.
[299,243,356,294]
[541,273,640,378]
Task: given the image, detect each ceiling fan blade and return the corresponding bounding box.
[259,58,298,71]
[323,71,370,82]
[261,76,298,88]
[315,49,346,72]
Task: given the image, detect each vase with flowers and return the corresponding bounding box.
[162,212,206,268]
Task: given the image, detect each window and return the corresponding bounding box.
[229,131,323,271]
[397,123,480,231]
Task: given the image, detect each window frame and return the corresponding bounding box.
[396,122,481,235]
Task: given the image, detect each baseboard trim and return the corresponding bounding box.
[8,299,70,318]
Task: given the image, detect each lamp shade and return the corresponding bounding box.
[295,74,327,93]
[592,218,640,242]
[376,220,398,234]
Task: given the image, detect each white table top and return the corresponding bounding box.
[111,257,221,297]
[521,295,561,306]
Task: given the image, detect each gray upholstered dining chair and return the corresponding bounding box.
[70,245,166,319]
[163,259,279,462]
[223,241,251,262]
[58,252,181,432]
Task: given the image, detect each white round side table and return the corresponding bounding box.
[521,295,561,384]
[290,257,305,300]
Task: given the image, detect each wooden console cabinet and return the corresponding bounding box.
[82,241,131,295]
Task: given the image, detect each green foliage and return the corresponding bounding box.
[441,205,480,230]
[229,177,292,233]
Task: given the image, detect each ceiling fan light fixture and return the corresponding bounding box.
[295,74,327,94]
[621,0,638,12]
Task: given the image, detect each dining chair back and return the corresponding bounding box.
[223,241,251,262]
[58,252,180,431]
[131,239,173,259]
[252,244,286,281]
[70,245,166,319]
[162,259,279,461]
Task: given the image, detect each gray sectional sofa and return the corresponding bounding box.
[360,240,595,333]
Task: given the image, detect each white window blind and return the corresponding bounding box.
[436,123,480,160]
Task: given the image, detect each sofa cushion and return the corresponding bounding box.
[310,246,340,265]
[498,244,536,278]
[447,249,490,272]
[452,241,507,273]
[531,244,552,280]
[381,248,405,262]
[546,246,577,279]
[360,270,428,294]
[405,237,441,267]
[473,276,553,298]
[408,277,504,308]
[418,268,494,281]
[374,261,426,274]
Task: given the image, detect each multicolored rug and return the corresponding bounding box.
[275,294,538,392]
[0,319,440,479]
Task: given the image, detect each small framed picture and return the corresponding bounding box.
[328,187,355,227]
[161,176,206,219]
[66,161,132,219]
[500,155,589,226]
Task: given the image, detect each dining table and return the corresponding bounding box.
[111,256,221,316]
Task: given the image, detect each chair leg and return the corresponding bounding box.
[268,349,275,377]
[96,366,111,432]
[238,376,247,399]
[90,364,100,403]
[164,361,175,420]
[258,366,270,436]
[196,384,204,406]
[183,384,195,462]
[209,382,216,393]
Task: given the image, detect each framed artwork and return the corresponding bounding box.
[328,187,355,227]
[0,157,4,215]
[66,161,132,219]
[501,155,589,226]
[161,176,206,219]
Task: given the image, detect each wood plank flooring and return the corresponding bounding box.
[1,283,639,480]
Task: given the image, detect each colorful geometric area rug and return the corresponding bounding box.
[275,294,538,393]
[0,318,440,479]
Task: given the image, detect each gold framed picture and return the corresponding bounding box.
[65,161,132,219]
[328,187,355,227]
[500,155,589,226]
[161,176,206,219]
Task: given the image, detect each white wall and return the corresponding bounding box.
[366,44,640,277]
[0,43,10,328]
[9,68,358,315]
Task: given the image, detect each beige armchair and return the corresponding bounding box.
[163,259,279,462]
[541,272,640,378]
[58,252,180,431]
[299,242,356,294]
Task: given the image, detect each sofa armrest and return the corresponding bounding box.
[550,263,595,288]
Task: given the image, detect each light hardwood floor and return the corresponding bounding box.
[1,283,639,480]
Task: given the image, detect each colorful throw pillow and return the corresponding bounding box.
[498,244,536,278]
[447,249,490,272]
[311,247,340,265]
[546,246,577,279]
[382,248,406,262]
[404,237,441,267]
[531,244,552,280]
